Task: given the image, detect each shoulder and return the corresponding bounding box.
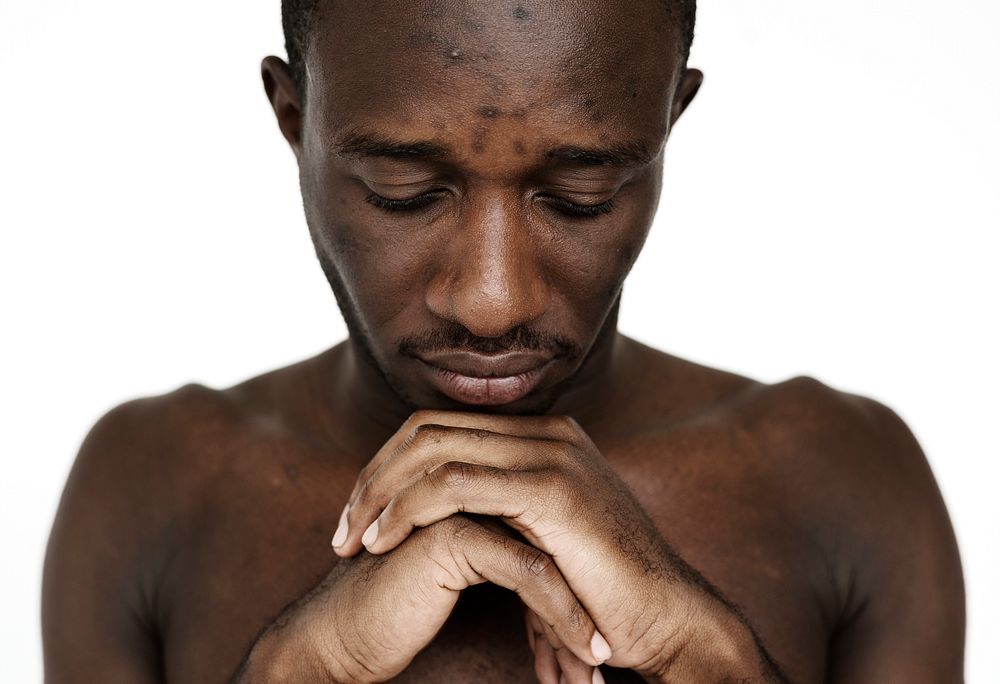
[739,375,940,506]
[617,339,945,510]
[727,374,950,542]
[45,383,246,595]
[42,382,231,677]
[628,346,947,537]
[45,349,339,601]
[43,351,344,678]
[685,370,963,676]
[55,348,339,529]
[63,380,255,514]
[740,376,964,674]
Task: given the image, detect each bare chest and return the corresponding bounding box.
[156,431,834,683]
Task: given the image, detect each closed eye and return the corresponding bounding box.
[365,190,617,219]
[365,190,445,213]
[542,195,617,219]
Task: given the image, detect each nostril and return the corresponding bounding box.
[426,269,550,339]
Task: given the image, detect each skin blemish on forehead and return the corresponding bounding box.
[513,140,526,154]
[513,6,531,20]
[478,106,502,119]
[472,124,489,153]
[448,47,464,60]
[410,30,444,49]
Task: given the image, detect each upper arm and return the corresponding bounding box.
[43,399,167,684]
[825,396,965,683]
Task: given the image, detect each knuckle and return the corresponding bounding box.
[353,476,375,510]
[538,469,576,510]
[547,439,577,462]
[410,516,451,552]
[565,601,586,632]
[439,517,481,565]
[409,422,449,448]
[438,461,476,491]
[482,464,511,483]
[560,415,582,433]
[520,546,556,580]
[409,409,435,423]
[355,463,373,486]
[409,409,444,428]
[546,414,581,437]
[429,514,474,545]
[464,427,492,442]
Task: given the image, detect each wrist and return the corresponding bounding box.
[237,621,348,684]
[643,592,772,683]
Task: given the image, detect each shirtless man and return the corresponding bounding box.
[41,1,965,682]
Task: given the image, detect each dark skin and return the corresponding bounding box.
[42,1,965,682]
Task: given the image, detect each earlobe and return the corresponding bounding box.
[261,56,303,156]
[670,68,704,127]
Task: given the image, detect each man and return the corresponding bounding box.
[42,1,965,682]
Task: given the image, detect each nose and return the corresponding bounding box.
[425,196,550,338]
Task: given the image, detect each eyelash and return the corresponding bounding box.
[365,191,443,213]
[543,195,617,219]
[365,191,617,219]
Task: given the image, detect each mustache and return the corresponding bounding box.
[398,322,580,359]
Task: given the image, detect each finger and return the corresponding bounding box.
[348,411,573,502]
[526,607,548,648]
[524,607,538,653]
[337,425,565,556]
[533,610,605,684]
[335,410,581,555]
[361,462,550,554]
[535,609,566,651]
[531,606,599,684]
[446,520,609,668]
[553,645,596,684]
[534,635,561,684]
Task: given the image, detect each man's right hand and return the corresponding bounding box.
[234,514,609,683]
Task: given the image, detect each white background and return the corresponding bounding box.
[1,1,997,681]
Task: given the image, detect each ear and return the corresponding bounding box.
[261,56,303,158]
[669,68,704,128]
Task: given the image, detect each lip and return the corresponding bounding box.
[416,351,555,406]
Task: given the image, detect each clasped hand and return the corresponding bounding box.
[330,411,737,683]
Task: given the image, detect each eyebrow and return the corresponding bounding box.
[545,142,655,168]
[335,133,449,160]
[335,132,654,168]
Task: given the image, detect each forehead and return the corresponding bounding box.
[304,0,683,153]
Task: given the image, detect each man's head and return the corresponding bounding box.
[263,0,702,414]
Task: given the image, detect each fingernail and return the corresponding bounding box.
[591,630,612,663]
[592,667,605,684]
[362,519,379,549]
[331,505,349,548]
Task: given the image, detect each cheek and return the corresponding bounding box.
[302,169,439,332]
[545,186,655,305]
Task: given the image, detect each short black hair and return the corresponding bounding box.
[281,1,697,104]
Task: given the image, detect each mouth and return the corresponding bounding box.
[415,351,556,406]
